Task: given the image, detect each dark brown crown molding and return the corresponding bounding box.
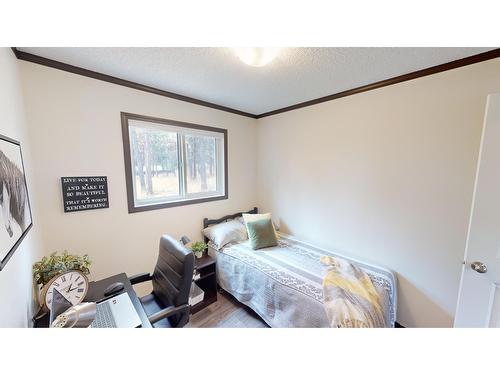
[256,48,500,118]
[10,47,20,58]
[12,47,500,120]
[11,47,257,119]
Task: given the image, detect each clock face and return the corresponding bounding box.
[45,271,88,310]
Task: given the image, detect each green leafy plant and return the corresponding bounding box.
[190,241,207,254]
[32,251,91,286]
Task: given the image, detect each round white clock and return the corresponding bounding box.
[41,270,89,311]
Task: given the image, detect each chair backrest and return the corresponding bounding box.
[152,235,195,309]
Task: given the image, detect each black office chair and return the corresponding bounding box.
[129,235,195,328]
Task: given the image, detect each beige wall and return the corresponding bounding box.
[16,54,500,327]
[0,49,43,327]
[257,58,500,327]
[20,62,258,295]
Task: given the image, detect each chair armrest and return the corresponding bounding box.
[148,304,190,325]
[128,272,152,285]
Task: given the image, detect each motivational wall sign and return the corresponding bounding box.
[61,176,109,213]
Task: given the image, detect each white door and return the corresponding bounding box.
[455,93,500,327]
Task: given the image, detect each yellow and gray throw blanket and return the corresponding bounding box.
[321,255,386,328]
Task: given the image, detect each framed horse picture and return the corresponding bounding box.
[0,133,33,271]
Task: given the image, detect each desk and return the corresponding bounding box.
[34,273,152,328]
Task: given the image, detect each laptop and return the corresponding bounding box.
[91,292,142,328]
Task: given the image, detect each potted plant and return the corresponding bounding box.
[190,241,207,259]
[33,251,91,287]
[33,251,92,312]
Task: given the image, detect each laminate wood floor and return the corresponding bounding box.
[186,291,269,328]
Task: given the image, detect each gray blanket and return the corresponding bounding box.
[209,234,397,328]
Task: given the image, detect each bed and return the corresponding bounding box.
[203,208,397,328]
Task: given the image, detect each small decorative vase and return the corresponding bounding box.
[195,251,204,259]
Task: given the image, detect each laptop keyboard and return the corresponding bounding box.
[91,301,117,328]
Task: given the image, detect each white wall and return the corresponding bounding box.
[0,49,44,327]
[20,62,258,295]
[257,58,500,327]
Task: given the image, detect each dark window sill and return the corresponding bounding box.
[127,193,228,213]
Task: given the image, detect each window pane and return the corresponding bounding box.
[129,125,180,203]
[185,134,218,194]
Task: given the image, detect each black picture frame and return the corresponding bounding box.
[0,133,33,271]
[121,112,228,213]
[61,176,109,213]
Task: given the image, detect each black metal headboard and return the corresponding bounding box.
[203,207,258,243]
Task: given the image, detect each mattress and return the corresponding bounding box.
[209,233,397,328]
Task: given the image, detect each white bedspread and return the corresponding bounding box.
[209,233,397,328]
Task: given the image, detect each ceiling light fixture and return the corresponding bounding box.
[233,47,281,67]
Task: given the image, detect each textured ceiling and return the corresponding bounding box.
[18,47,494,114]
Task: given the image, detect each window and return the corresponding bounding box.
[121,112,227,213]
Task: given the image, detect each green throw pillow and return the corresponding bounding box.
[246,218,278,250]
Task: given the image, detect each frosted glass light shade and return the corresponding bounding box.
[233,47,281,67]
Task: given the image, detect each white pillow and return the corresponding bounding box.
[202,219,248,250]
